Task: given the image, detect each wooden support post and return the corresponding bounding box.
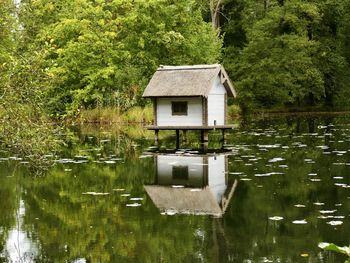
[153,98,157,125]
[182,130,187,142]
[201,130,208,152]
[154,130,159,146]
[201,130,208,142]
[176,129,180,149]
[222,129,226,143]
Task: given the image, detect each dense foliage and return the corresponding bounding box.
[217,0,350,110]
[1,0,350,121]
[1,0,221,158]
[0,0,59,163]
[17,0,222,116]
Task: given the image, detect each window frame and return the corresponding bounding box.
[172,165,189,180]
[171,101,188,116]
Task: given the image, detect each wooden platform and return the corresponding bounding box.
[145,125,235,131]
[145,125,236,149]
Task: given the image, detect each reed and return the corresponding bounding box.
[77,105,153,124]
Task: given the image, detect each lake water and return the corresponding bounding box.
[0,114,349,262]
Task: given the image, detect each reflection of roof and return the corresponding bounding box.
[142,64,236,98]
[145,180,238,217]
[145,186,222,216]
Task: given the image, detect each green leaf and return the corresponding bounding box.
[318,242,350,256]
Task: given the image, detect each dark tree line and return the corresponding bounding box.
[214,0,350,110]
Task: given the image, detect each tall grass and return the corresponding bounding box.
[77,104,244,124]
[227,104,241,122]
[121,105,153,123]
[77,107,121,124]
[77,105,153,124]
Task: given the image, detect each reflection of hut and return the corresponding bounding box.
[145,154,238,217]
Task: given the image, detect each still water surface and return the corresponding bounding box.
[0,115,349,262]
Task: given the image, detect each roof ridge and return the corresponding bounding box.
[142,64,236,98]
[158,64,220,71]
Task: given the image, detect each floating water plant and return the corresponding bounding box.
[82,192,109,196]
[126,203,141,207]
[292,219,308,224]
[268,216,283,221]
[326,221,343,226]
[318,243,350,263]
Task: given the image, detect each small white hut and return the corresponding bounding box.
[143,64,236,128]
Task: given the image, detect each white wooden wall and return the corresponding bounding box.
[156,154,226,203]
[208,155,227,204]
[207,76,226,126]
[156,97,202,126]
[157,155,204,187]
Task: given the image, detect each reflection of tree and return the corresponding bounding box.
[20,157,210,262]
[61,125,153,163]
[221,115,350,261]
[1,116,349,262]
[0,163,19,261]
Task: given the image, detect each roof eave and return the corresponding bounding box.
[142,95,205,98]
[220,66,237,98]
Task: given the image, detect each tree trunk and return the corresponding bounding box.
[264,0,269,13]
[210,0,222,31]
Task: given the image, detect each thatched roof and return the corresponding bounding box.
[145,180,238,217]
[144,186,223,216]
[142,64,236,98]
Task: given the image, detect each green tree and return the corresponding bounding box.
[0,0,15,95]
[216,0,350,110]
[231,1,324,110]
[0,0,60,166]
[19,0,222,116]
[313,0,350,107]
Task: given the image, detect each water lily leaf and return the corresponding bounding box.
[292,219,307,224]
[130,197,143,201]
[82,192,109,196]
[326,220,343,226]
[318,243,350,256]
[269,216,283,221]
[126,203,141,207]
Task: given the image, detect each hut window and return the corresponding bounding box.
[172,101,187,116]
[172,166,189,180]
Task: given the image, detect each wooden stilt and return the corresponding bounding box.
[176,129,180,149]
[201,130,208,151]
[202,142,208,152]
[201,130,208,142]
[182,130,187,142]
[145,125,235,150]
[154,130,159,146]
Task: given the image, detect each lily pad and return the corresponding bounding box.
[326,220,343,226]
[292,219,307,224]
[82,192,109,196]
[269,216,284,221]
[126,203,141,207]
[318,242,350,256]
[130,197,143,201]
